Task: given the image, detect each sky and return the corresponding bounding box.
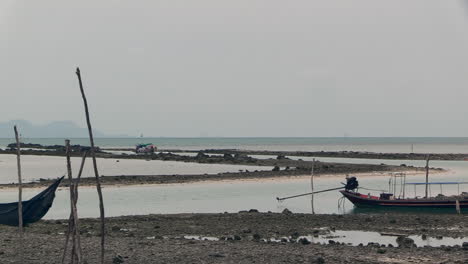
[2,0,468,137]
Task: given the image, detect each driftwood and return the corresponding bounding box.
[76,67,106,263]
[13,125,23,263]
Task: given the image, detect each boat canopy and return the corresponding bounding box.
[406,182,468,185]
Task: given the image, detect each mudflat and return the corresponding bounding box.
[1,212,467,263]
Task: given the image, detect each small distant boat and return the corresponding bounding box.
[0,177,63,226]
[135,143,157,153]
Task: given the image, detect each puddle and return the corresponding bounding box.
[183,235,219,241]
[289,230,468,247]
[181,230,467,248]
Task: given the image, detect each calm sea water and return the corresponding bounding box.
[1,137,468,153]
[0,156,467,218]
[1,137,468,218]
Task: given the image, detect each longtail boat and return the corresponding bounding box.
[340,176,468,209]
[0,176,63,226]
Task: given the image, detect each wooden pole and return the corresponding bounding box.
[76,67,106,263]
[14,125,23,263]
[311,159,315,214]
[65,140,82,264]
[425,155,430,198]
[62,151,87,264]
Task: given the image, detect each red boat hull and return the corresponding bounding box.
[340,190,468,208]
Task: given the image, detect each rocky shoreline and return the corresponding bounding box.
[163,148,468,161]
[1,212,467,263]
[0,165,434,189]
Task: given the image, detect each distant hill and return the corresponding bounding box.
[0,120,107,138]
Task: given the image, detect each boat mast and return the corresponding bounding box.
[425,155,430,198]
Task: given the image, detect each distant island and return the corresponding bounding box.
[0,120,108,138]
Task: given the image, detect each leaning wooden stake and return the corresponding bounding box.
[65,140,82,263]
[425,155,430,198]
[310,159,315,214]
[76,67,106,263]
[14,126,23,263]
[62,149,87,264]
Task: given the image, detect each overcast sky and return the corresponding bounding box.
[2,0,468,137]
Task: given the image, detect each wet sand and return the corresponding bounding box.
[1,212,467,263]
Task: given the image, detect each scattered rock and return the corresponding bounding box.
[396,236,415,248]
[299,238,311,245]
[462,242,468,250]
[242,228,252,234]
[311,256,325,264]
[112,255,124,264]
[208,253,225,258]
[377,248,387,254]
[282,208,293,215]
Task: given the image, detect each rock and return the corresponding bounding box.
[248,209,259,213]
[311,256,325,264]
[282,208,293,215]
[377,248,387,254]
[253,234,261,240]
[396,236,415,248]
[208,253,225,258]
[299,238,311,245]
[112,255,124,264]
[234,235,242,241]
[462,242,468,250]
[242,228,252,234]
[291,232,300,239]
[421,234,427,240]
[328,240,335,245]
[111,226,121,231]
[223,153,234,160]
[272,166,280,172]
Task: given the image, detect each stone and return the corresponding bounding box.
[112,255,124,264]
[282,208,293,215]
[299,238,311,245]
[311,256,325,264]
[396,236,415,248]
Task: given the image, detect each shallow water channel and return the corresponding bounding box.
[182,230,468,248]
[1,156,468,219]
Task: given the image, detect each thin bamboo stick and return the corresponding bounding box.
[310,159,315,214]
[425,155,430,198]
[65,140,82,263]
[62,151,87,264]
[75,67,106,263]
[13,125,23,263]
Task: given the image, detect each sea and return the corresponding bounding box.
[1,137,468,218]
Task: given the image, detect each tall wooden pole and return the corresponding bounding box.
[65,140,82,264]
[311,159,315,214]
[425,155,430,198]
[76,67,105,263]
[14,126,23,263]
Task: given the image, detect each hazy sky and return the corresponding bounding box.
[2,0,468,137]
